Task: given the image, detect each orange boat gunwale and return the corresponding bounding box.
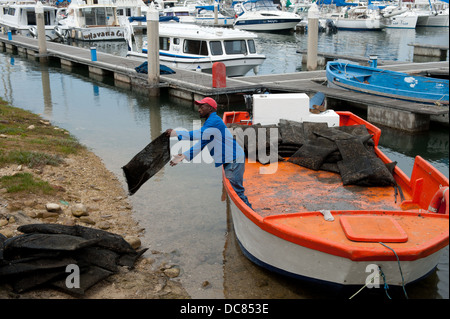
[222,110,449,262]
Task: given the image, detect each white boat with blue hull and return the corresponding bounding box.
[232,0,302,31]
[126,22,266,77]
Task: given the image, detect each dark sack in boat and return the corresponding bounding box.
[278,119,305,146]
[335,138,395,186]
[122,133,171,195]
[288,142,338,171]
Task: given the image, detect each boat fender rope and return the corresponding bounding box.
[428,186,449,214]
[379,242,408,299]
[378,266,391,299]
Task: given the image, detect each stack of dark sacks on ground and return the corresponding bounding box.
[228,120,398,189]
[0,224,147,295]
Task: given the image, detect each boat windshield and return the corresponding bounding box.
[224,40,247,55]
[248,39,256,54]
[210,41,223,56]
[242,0,279,12]
[184,39,208,56]
[84,7,116,26]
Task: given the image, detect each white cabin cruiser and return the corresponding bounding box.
[126,22,266,77]
[323,4,387,30]
[233,0,302,31]
[0,0,59,41]
[56,0,125,41]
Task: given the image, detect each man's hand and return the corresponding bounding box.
[170,154,186,166]
[165,129,178,137]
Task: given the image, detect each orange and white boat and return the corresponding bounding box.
[222,93,449,288]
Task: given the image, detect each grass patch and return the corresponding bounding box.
[0,98,85,168]
[0,150,63,168]
[0,173,56,195]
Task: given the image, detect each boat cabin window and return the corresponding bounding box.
[84,7,115,26]
[160,37,170,51]
[210,41,223,56]
[173,38,180,45]
[224,40,247,55]
[247,40,256,54]
[184,39,208,56]
[26,11,37,25]
[25,10,54,26]
[117,8,132,17]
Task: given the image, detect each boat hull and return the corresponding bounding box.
[332,18,385,30]
[127,51,265,77]
[384,14,418,29]
[417,13,449,27]
[234,19,301,31]
[64,26,125,41]
[226,189,446,286]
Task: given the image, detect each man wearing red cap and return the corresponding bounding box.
[165,97,252,208]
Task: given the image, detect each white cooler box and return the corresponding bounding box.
[252,93,339,127]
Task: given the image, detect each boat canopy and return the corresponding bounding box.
[195,5,220,12]
[128,16,180,23]
[316,0,358,7]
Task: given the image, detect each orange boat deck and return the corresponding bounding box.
[244,159,406,217]
[234,159,449,261]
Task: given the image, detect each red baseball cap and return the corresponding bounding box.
[194,97,217,110]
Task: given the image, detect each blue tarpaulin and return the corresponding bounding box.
[135,62,176,75]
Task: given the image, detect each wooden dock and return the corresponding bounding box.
[1,33,448,132]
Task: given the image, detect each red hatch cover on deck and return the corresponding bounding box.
[340,216,408,243]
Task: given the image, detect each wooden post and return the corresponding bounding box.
[147,3,160,97]
[35,1,48,63]
[307,3,319,71]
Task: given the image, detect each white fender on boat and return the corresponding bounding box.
[28,26,38,38]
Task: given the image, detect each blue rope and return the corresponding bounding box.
[379,242,409,299]
[378,266,391,299]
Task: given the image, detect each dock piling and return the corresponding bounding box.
[307,3,319,71]
[146,3,160,97]
[35,1,48,63]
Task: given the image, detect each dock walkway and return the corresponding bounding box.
[1,33,448,131]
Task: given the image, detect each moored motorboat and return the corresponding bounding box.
[0,0,59,41]
[56,0,126,41]
[323,4,387,31]
[126,21,266,77]
[326,61,449,105]
[222,93,449,288]
[232,0,302,31]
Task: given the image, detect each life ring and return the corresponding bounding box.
[428,186,449,214]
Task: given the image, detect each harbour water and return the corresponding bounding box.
[0,26,448,299]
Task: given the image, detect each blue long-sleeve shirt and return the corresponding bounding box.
[177,112,245,167]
